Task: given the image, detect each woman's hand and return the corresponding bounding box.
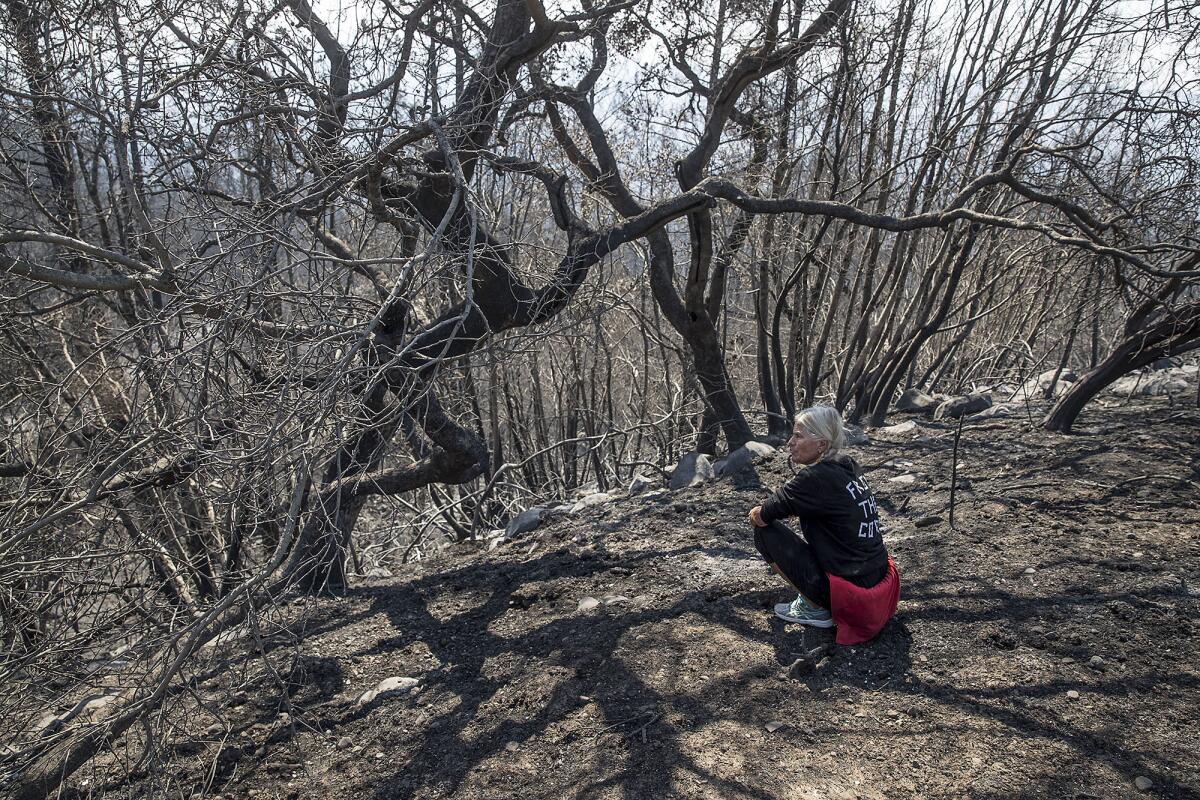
[748,506,767,527]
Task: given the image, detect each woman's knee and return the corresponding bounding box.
[752,520,791,560]
[752,525,771,560]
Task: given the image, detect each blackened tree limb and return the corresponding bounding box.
[675,0,852,190]
[1044,299,1200,432]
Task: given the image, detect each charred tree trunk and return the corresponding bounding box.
[1044,301,1200,432]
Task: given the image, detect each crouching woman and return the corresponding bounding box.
[748,406,900,645]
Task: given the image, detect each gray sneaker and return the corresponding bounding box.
[773,594,834,627]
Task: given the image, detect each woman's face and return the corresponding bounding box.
[788,423,826,466]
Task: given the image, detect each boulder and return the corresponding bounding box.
[714,441,776,477]
[1019,369,1077,398]
[969,403,1012,421]
[843,425,869,446]
[505,507,546,538]
[895,388,941,414]
[627,473,655,495]
[934,393,992,420]
[669,452,715,490]
[1046,380,1075,398]
[1109,372,1191,397]
[876,420,918,436]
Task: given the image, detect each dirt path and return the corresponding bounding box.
[90,397,1200,799]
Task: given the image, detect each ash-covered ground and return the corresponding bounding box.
[79,395,1200,800]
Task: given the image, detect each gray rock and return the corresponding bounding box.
[365,566,393,578]
[1042,379,1075,399]
[601,594,631,606]
[895,388,941,413]
[1134,776,1153,792]
[714,441,776,477]
[764,721,784,733]
[1109,372,1191,397]
[577,596,601,612]
[743,440,778,459]
[627,473,655,495]
[542,504,575,520]
[970,403,1012,420]
[1066,690,1080,700]
[1019,369,1078,398]
[337,736,354,750]
[877,420,918,435]
[888,473,917,484]
[570,493,613,513]
[1150,356,1182,369]
[357,676,419,705]
[843,425,869,446]
[669,452,715,490]
[934,393,992,420]
[487,536,507,551]
[1089,655,1105,669]
[505,507,546,538]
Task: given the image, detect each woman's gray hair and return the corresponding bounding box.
[795,405,846,461]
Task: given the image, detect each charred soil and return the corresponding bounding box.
[74,397,1200,800]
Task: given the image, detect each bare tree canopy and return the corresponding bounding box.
[1,0,1197,793]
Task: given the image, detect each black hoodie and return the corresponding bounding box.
[759,456,889,580]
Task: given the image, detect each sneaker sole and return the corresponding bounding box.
[773,609,835,627]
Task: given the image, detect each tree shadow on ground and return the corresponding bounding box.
[887,567,1200,799]
[334,544,1197,800]
[281,543,918,799]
